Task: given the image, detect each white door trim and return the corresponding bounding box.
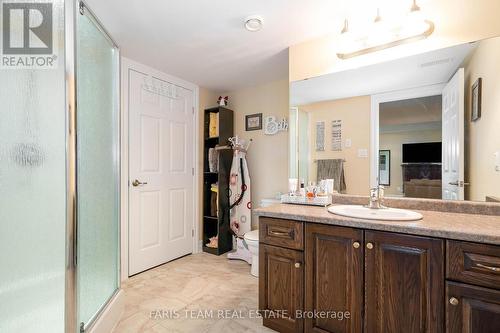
[120,57,200,281]
[370,83,446,188]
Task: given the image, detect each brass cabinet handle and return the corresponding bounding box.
[353,242,360,249]
[132,179,148,187]
[269,229,293,238]
[269,230,289,236]
[294,262,301,268]
[366,242,374,250]
[476,263,500,272]
[449,297,459,306]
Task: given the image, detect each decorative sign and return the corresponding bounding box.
[264,116,288,135]
[315,121,325,151]
[331,120,342,151]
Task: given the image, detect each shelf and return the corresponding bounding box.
[202,245,220,255]
[202,106,233,256]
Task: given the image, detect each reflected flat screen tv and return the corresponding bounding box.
[402,142,442,163]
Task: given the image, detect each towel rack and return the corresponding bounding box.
[313,159,346,163]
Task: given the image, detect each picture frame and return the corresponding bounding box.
[471,78,482,121]
[245,113,262,131]
[379,150,391,186]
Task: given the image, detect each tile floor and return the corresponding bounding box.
[113,253,276,333]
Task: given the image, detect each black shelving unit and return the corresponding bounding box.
[202,106,234,255]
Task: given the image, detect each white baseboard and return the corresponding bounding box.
[87,289,125,333]
[197,240,203,253]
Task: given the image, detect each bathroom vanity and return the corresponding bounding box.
[256,203,500,333]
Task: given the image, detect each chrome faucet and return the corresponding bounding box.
[367,185,386,209]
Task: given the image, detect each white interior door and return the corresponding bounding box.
[129,69,194,275]
[442,68,465,200]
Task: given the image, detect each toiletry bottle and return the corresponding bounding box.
[299,179,306,197]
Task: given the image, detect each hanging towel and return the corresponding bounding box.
[208,148,219,172]
[317,159,346,193]
[229,148,251,237]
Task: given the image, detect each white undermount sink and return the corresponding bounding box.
[328,205,423,221]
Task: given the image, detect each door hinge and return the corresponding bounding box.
[192,107,195,114]
[192,168,194,176]
[192,229,194,237]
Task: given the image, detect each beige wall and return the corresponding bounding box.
[289,0,500,82]
[198,87,221,240]
[380,129,442,196]
[224,79,289,226]
[463,37,500,201]
[300,96,371,195]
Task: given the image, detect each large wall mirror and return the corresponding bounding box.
[289,36,500,203]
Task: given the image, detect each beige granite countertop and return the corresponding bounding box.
[254,204,500,245]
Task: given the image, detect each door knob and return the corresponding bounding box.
[132,179,147,187]
[353,242,360,249]
[449,297,459,306]
[294,262,301,268]
[366,242,374,250]
[449,181,470,187]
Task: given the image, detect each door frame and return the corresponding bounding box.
[120,57,200,281]
[370,83,446,188]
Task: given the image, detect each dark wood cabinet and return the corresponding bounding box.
[260,243,304,333]
[304,224,363,333]
[259,217,500,333]
[260,217,304,250]
[446,282,500,333]
[364,231,444,333]
[447,240,500,290]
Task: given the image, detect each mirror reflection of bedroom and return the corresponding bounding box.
[290,36,500,203]
[379,96,443,199]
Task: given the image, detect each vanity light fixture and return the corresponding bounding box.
[244,15,264,32]
[337,0,434,59]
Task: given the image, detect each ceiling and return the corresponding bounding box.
[85,0,348,92]
[380,95,442,133]
[291,42,475,106]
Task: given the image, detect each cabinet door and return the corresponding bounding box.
[305,224,363,333]
[446,282,500,333]
[259,243,304,333]
[364,231,444,333]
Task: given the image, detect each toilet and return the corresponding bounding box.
[244,229,259,277]
[242,198,281,277]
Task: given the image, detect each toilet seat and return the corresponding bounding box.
[244,229,259,242]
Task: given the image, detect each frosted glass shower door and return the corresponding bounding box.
[0,0,67,330]
[76,4,120,330]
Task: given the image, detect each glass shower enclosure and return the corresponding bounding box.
[0,1,120,332]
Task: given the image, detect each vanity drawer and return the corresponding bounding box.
[447,240,500,290]
[259,217,304,250]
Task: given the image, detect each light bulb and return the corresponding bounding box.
[338,19,356,54]
[368,8,392,47]
[400,0,429,37]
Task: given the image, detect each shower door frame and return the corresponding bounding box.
[65,0,121,332]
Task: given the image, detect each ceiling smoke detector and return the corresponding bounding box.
[244,16,264,32]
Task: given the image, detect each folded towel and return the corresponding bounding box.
[317,159,346,193]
